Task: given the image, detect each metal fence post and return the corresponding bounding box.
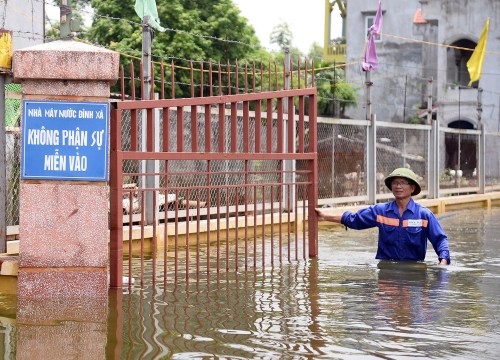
[0,75,6,253]
[478,88,485,193]
[367,114,377,204]
[365,71,376,203]
[478,122,485,194]
[432,117,440,199]
[429,119,437,198]
[426,77,438,199]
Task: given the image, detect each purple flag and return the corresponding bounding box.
[362,0,383,71]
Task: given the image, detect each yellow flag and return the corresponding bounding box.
[0,31,12,70]
[467,18,489,86]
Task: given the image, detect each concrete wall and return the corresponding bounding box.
[420,0,500,177]
[344,0,500,176]
[0,0,44,49]
[345,0,424,122]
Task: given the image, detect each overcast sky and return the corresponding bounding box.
[233,0,342,54]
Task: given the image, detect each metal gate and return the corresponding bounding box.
[109,60,318,288]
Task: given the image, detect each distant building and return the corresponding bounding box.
[323,0,346,63]
[325,0,500,178]
[0,0,44,75]
[0,0,44,51]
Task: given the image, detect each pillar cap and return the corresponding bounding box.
[13,40,119,83]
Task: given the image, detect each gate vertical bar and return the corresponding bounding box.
[304,88,320,257]
[283,48,296,211]
[110,107,124,288]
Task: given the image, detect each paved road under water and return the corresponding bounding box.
[2,207,500,359]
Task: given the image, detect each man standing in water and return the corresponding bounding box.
[316,168,450,265]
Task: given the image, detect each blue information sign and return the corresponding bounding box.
[21,100,109,181]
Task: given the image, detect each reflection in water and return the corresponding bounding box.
[15,297,108,360]
[2,208,500,358]
[375,261,449,326]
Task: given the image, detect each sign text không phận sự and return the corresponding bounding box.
[21,100,109,181]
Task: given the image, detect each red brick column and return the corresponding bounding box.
[13,40,119,301]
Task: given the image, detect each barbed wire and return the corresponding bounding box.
[381,32,500,57]
[11,30,45,39]
[8,17,500,109]
[13,1,500,64]
[67,5,495,69]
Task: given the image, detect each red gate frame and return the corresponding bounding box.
[109,89,318,288]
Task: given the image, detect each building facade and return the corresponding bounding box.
[338,0,500,177]
[0,0,44,52]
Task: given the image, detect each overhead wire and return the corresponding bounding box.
[11,2,500,118]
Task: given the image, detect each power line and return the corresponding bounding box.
[382,32,500,57]
[11,6,500,114]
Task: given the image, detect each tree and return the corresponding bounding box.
[85,0,260,60]
[315,63,357,118]
[300,42,357,118]
[307,42,323,63]
[269,22,293,51]
[77,0,264,97]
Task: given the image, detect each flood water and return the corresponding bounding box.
[2,207,500,359]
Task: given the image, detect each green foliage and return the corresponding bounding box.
[307,42,323,62]
[80,0,266,97]
[315,61,358,117]
[331,36,345,45]
[269,22,293,50]
[408,115,423,124]
[86,0,261,60]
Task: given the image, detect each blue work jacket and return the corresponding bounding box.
[341,199,451,264]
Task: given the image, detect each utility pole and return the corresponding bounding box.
[140,16,159,225]
[60,0,80,39]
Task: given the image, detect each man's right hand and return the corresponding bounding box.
[315,208,326,221]
[315,208,343,224]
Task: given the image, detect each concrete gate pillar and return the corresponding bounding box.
[12,40,119,300]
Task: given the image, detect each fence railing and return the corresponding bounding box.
[4,84,21,229]
[315,116,500,207]
[112,107,500,229]
[4,59,500,230]
[4,110,500,230]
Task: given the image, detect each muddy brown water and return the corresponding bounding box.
[1,207,500,359]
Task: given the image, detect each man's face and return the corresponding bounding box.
[390,177,415,199]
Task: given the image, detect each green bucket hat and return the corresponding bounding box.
[384,168,421,196]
